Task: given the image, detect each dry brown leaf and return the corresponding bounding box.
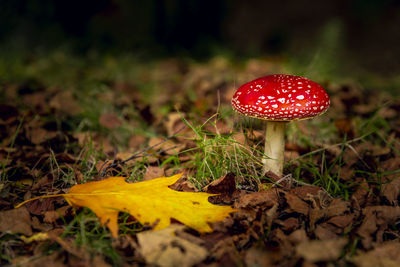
[325,198,350,217]
[231,133,246,144]
[143,166,165,180]
[13,252,65,267]
[285,150,300,162]
[99,112,122,129]
[314,224,338,240]
[203,173,236,194]
[285,193,309,215]
[335,118,355,138]
[358,206,400,248]
[73,132,90,146]
[290,186,323,200]
[352,179,370,207]
[43,206,70,223]
[287,229,308,244]
[148,137,184,155]
[148,137,166,148]
[137,225,208,267]
[279,217,299,231]
[22,92,46,109]
[234,189,279,209]
[353,241,400,267]
[381,157,400,180]
[327,214,354,228]
[210,236,243,266]
[245,245,274,267]
[296,239,347,262]
[26,197,57,215]
[164,112,184,136]
[128,134,147,148]
[49,91,82,115]
[339,165,355,180]
[28,128,57,145]
[0,207,32,235]
[382,177,400,204]
[309,198,349,230]
[169,178,198,192]
[378,107,397,119]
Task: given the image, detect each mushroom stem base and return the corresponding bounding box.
[262,121,286,177]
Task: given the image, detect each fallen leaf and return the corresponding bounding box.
[143,166,165,180]
[99,112,122,129]
[357,206,400,248]
[203,172,236,194]
[285,193,309,215]
[353,241,400,267]
[334,118,355,138]
[327,214,354,228]
[314,224,338,240]
[352,179,370,207]
[209,236,243,266]
[13,252,65,267]
[148,137,184,155]
[27,127,57,145]
[137,225,208,267]
[231,133,246,144]
[279,217,299,232]
[16,173,235,237]
[164,112,185,136]
[296,239,347,262]
[287,229,308,244]
[26,197,57,215]
[169,177,198,192]
[234,189,279,209]
[309,198,349,229]
[382,177,400,204]
[245,245,274,267]
[43,206,70,223]
[49,91,82,115]
[290,186,324,200]
[0,207,32,235]
[128,134,146,148]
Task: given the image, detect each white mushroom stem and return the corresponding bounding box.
[262,121,287,176]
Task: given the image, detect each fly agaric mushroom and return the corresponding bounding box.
[231,74,330,177]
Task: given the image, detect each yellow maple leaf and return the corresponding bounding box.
[16,173,235,237]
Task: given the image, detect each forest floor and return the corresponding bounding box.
[0,52,400,266]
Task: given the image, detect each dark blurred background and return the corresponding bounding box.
[1,0,400,77]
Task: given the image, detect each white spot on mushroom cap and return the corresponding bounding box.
[296,95,304,100]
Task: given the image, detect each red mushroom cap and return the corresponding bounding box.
[231,74,330,121]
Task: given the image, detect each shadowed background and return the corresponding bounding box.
[1,0,400,83]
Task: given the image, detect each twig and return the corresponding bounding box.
[296,132,374,159]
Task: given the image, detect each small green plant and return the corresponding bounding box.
[178,114,264,188]
[1,118,24,183]
[61,208,123,266]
